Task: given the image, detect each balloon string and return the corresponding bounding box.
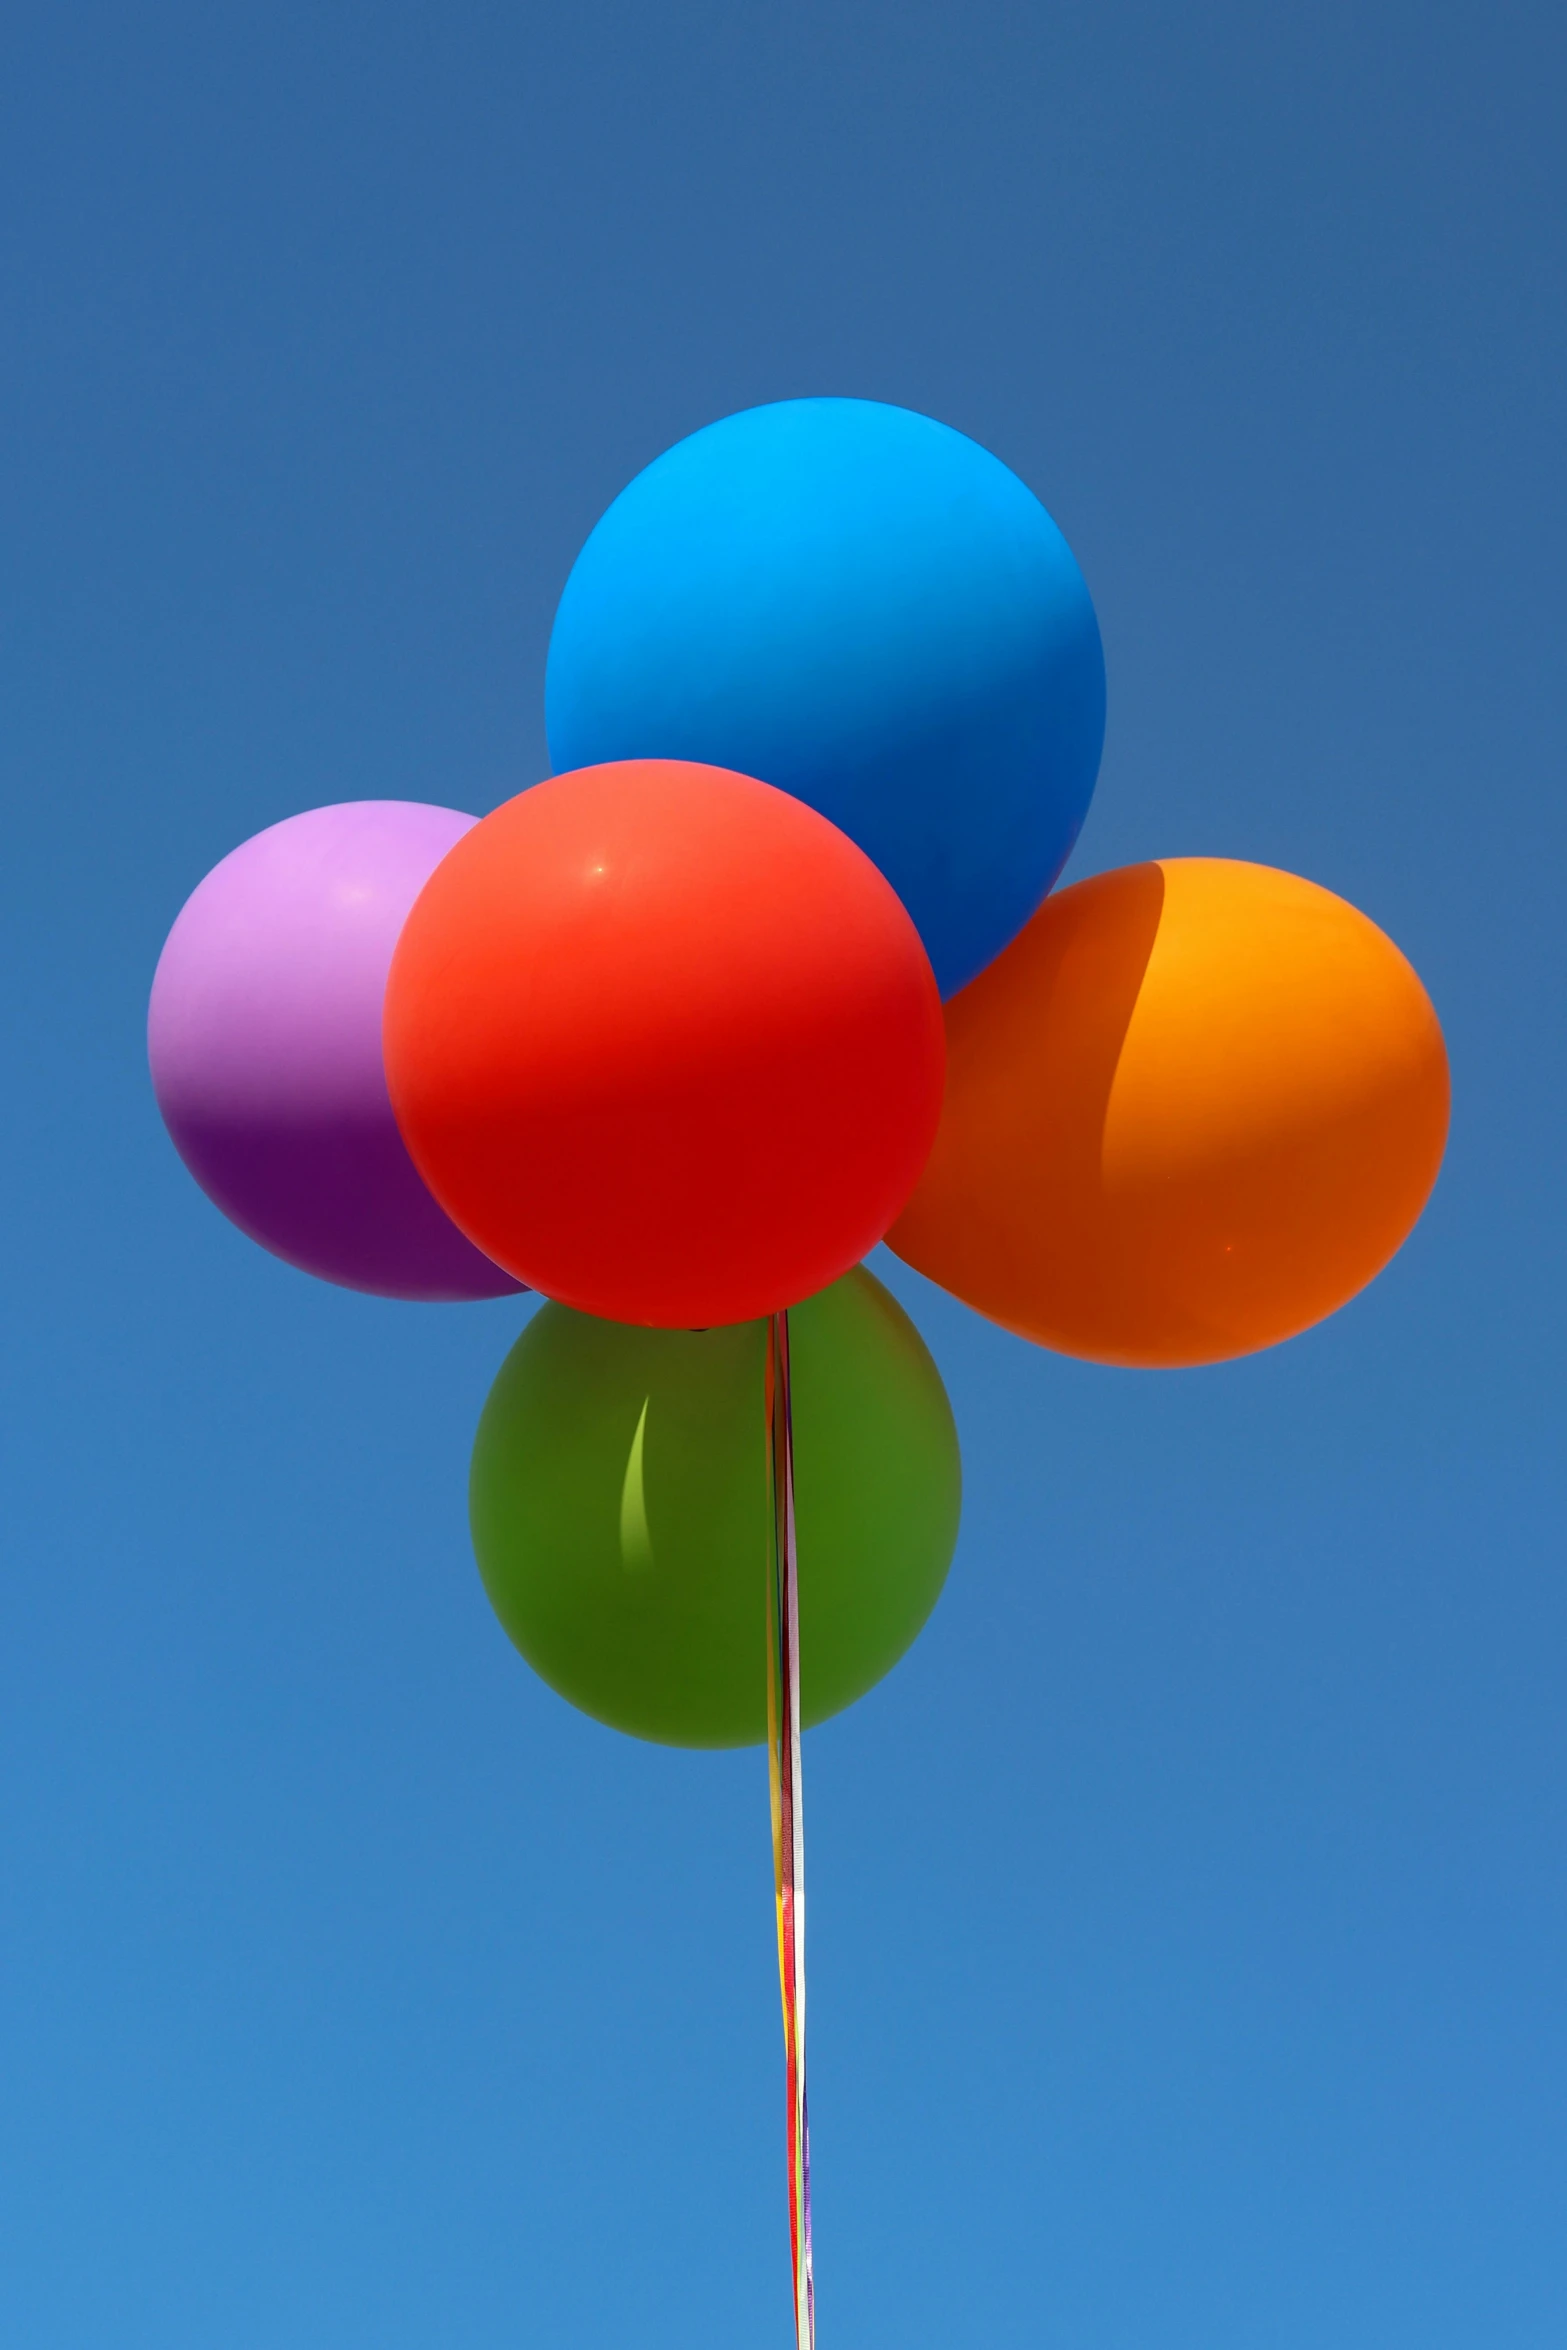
[766,1310,815,2350]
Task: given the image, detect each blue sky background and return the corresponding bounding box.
[2,4,1563,2344]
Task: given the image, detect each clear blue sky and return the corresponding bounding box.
[2,5,1562,2344]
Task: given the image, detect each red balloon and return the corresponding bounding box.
[383,761,945,1327]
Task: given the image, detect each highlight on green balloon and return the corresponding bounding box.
[469,1266,962,1747]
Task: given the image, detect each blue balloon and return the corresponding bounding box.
[545,398,1105,996]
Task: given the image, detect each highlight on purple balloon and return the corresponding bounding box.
[148,801,523,1301]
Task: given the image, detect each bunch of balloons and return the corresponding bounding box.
[150,397,1448,1747]
[151,395,1449,2340]
[150,395,1448,1736]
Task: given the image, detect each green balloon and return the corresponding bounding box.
[470,1267,962,1747]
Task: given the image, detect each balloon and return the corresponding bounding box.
[148,802,522,1301]
[889,859,1449,1366]
[469,1268,962,1746]
[545,398,1105,998]
[384,760,945,1328]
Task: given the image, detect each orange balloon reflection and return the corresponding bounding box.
[888,859,1450,1366]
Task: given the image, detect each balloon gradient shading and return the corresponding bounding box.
[890,859,1449,1365]
[148,802,521,1300]
[384,760,946,1328]
[545,398,1106,997]
[469,1268,962,1746]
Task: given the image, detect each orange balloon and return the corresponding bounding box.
[888,858,1449,1366]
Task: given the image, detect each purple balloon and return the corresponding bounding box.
[149,801,523,1301]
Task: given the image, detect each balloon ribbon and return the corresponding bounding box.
[766,1309,815,2350]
